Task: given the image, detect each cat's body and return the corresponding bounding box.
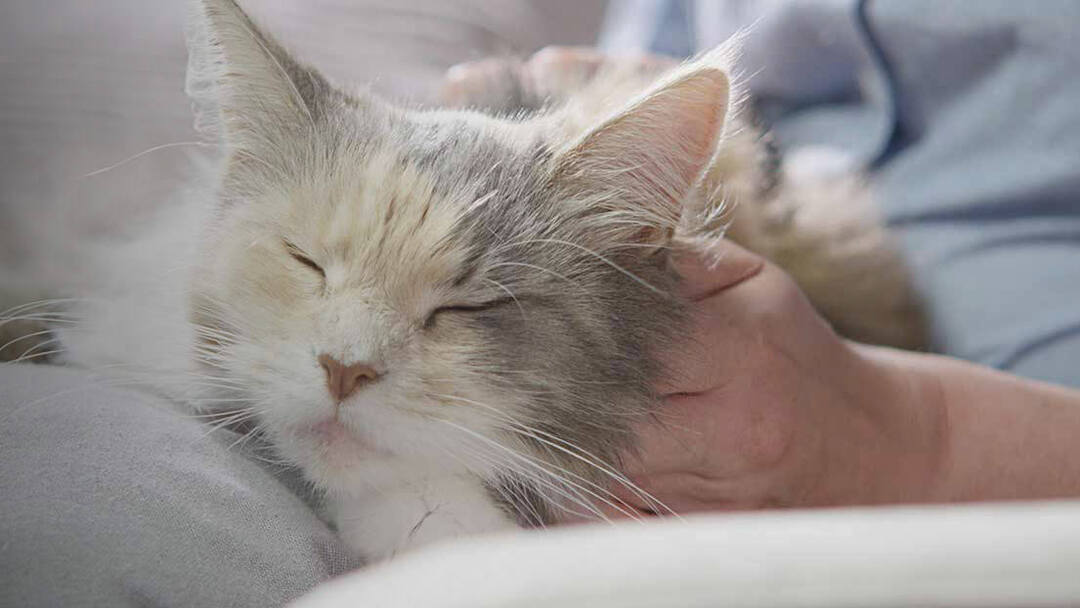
[1,0,925,562]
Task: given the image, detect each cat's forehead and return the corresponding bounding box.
[273,112,549,296]
[400,112,531,178]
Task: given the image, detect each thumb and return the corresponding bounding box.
[671,239,765,301]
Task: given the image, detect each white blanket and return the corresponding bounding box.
[294,500,1080,607]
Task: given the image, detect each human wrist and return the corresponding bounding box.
[846,344,1080,504]
[817,342,950,506]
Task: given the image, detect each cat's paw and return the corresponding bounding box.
[331,475,518,563]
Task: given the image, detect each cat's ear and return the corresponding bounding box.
[552,60,731,247]
[185,0,328,151]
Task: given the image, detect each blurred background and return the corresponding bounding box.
[0,0,606,267]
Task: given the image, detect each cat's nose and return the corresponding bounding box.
[318,354,379,402]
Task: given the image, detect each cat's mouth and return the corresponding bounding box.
[306,418,385,458]
[310,418,352,443]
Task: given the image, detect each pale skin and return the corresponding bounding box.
[443,49,1080,516]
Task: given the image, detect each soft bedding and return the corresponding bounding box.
[0,365,357,607]
[293,500,1080,607]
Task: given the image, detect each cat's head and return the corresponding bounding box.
[187,0,731,522]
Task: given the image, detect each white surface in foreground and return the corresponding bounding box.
[294,500,1080,607]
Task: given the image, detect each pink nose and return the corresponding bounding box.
[318,354,379,402]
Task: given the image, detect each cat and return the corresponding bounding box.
[0,0,925,562]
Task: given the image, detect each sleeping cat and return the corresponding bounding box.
[1,0,924,562]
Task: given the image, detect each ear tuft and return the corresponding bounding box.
[553,63,731,247]
[185,0,325,149]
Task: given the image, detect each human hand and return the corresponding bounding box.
[609,240,942,516]
[439,45,676,111]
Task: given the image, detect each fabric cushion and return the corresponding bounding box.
[0,365,358,607]
[293,500,1080,607]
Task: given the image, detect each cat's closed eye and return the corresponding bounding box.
[423,297,516,329]
[284,240,325,278]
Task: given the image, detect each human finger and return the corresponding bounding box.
[670,239,765,301]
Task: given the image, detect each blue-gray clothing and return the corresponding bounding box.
[615,0,1080,387]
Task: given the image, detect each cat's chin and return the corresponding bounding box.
[296,418,390,470]
[310,418,362,446]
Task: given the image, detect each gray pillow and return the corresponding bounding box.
[0,364,359,607]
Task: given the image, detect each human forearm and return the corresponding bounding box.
[856,344,1080,504]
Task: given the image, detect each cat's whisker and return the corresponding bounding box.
[432,392,676,518]
[462,447,587,526]
[430,368,626,389]
[500,477,550,529]
[439,424,606,521]
[223,420,269,453]
[497,414,675,516]
[486,262,579,288]
[7,350,62,365]
[223,420,293,467]
[193,351,236,366]
[186,407,257,420]
[0,304,81,318]
[496,431,641,520]
[206,414,259,437]
[193,347,235,361]
[193,326,243,341]
[0,314,78,327]
[83,141,219,178]
[482,278,527,322]
[463,190,499,215]
[439,419,639,522]
[192,395,259,405]
[201,411,261,437]
[509,423,677,518]
[0,328,57,354]
[190,294,250,328]
[11,341,64,365]
[602,241,675,251]
[452,438,604,523]
[0,297,88,318]
[190,309,244,330]
[510,237,664,294]
[435,442,551,527]
[496,424,653,519]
